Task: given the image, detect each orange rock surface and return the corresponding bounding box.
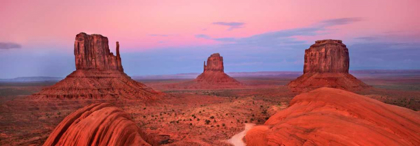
[246,87,420,146]
[32,32,161,100]
[288,40,369,92]
[43,103,151,146]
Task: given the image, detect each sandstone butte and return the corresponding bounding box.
[288,39,369,92]
[43,103,152,146]
[194,53,241,86]
[31,32,161,100]
[245,87,420,146]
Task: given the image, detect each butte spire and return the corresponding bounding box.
[32,32,161,100]
[195,53,241,86]
[288,39,369,92]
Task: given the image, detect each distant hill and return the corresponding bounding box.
[0,76,63,83]
[3,70,420,82]
[132,70,420,80]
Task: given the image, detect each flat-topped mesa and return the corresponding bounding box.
[304,39,349,74]
[288,39,369,92]
[74,32,123,71]
[204,53,224,72]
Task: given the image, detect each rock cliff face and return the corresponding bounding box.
[203,53,224,72]
[74,33,123,71]
[304,40,349,73]
[245,88,420,146]
[194,53,241,87]
[288,39,369,92]
[32,33,161,100]
[43,103,151,146]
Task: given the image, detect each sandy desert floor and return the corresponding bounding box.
[1,74,420,145]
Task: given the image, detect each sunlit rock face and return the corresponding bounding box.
[43,103,152,146]
[245,88,420,146]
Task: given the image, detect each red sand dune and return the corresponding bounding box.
[43,103,151,146]
[246,87,420,146]
[288,40,369,92]
[32,32,161,100]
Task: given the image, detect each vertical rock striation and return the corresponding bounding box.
[74,33,123,71]
[288,39,369,92]
[303,40,349,73]
[203,53,224,72]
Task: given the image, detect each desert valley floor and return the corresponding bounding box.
[0,71,420,145]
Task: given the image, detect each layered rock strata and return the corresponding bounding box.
[43,103,151,146]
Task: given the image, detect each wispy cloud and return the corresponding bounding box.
[209,17,363,46]
[212,22,245,31]
[0,42,21,49]
[355,37,377,41]
[319,18,363,26]
[195,34,211,39]
[149,34,170,37]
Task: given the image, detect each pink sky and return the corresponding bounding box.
[1,0,419,52]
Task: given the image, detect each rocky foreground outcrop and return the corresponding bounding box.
[288,39,369,92]
[32,32,161,100]
[43,103,151,146]
[245,88,420,146]
[194,53,241,86]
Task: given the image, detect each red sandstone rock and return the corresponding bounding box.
[304,40,349,73]
[203,53,224,72]
[75,32,123,71]
[195,53,241,86]
[288,39,369,92]
[32,32,161,100]
[245,87,420,146]
[43,103,151,146]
